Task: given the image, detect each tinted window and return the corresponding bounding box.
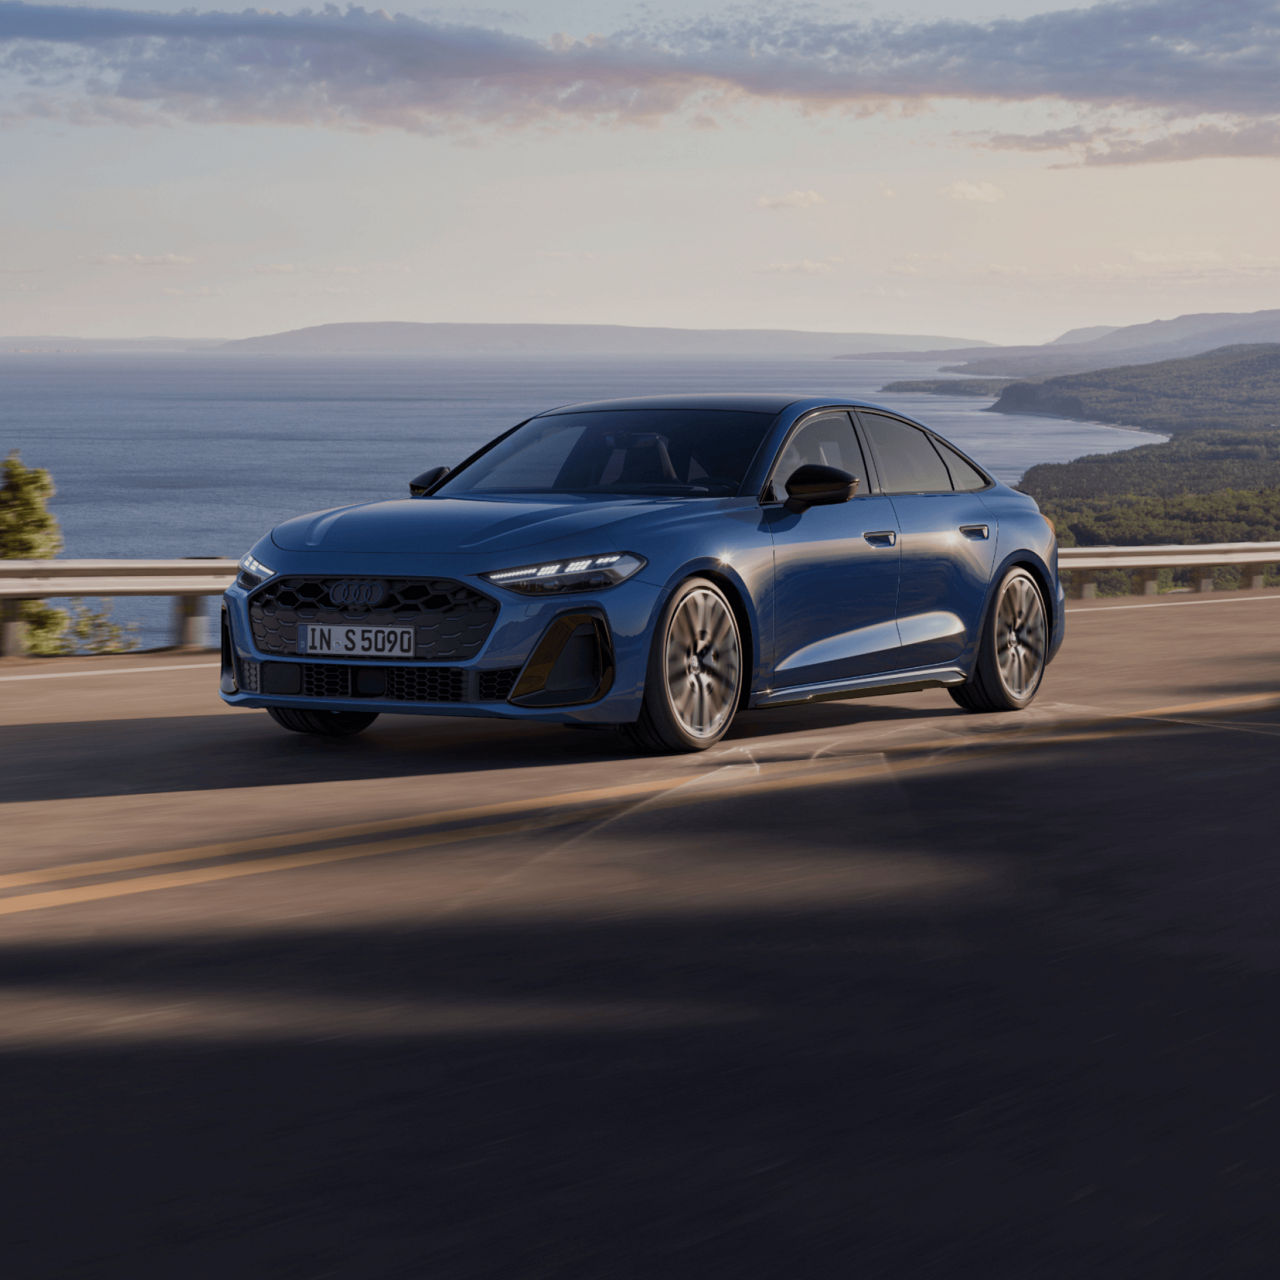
[771,412,867,498]
[436,409,775,498]
[859,413,953,493]
[934,440,990,492]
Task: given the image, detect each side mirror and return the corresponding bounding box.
[409,465,450,497]
[784,464,859,512]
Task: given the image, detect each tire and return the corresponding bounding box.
[625,577,744,753]
[266,706,380,737]
[949,566,1048,713]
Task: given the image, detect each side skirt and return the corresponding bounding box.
[750,664,968,709]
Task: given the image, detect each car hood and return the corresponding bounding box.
[269,494,733,557]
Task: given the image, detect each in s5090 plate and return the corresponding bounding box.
[299,624,415,658]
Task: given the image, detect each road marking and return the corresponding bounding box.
[1120,692,1280,719]
[1068,594,1280,615]
[0,662,218,682]
[2,688,1276,916]
[0,810,612,918]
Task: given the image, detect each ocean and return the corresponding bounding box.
[0,353,1156,649]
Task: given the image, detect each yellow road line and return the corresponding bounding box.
[2,688,1276,916]
[1119,692,1280,719]
[0,774,710,890]
[0,809,613,917]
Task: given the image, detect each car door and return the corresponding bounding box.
[856,411,997,669]
[765,410,903,688]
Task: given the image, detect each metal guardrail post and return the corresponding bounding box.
[0,598,28,658]
[1141,569,1160,596]
[173,596,205,648]
[1079,572,1098,600]
[1246,565,1268,591]
[1197,572,1216,593]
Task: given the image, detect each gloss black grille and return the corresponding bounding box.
[383,666,467,703]
[301,664,350,699]
[249,576,498,661]
[478,667,519,701]
[258,662,472,703]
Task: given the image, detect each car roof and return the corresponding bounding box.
[536,394,887,417]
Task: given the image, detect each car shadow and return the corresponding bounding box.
[2,709,1279,1275]
[3,697,962,804]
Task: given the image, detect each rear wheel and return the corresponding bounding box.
[950,567,1048,713]
[266,706,380,737]
[626,577,743,752]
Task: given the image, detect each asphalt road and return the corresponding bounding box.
[2,591,1279,1277]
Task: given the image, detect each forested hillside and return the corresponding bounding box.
[1018,431,1280,499]
[991,344,1280,434]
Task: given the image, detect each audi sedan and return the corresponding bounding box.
[221,395,1064,752]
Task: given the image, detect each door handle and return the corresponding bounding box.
[863,530,897,547]
[959,524,990,540]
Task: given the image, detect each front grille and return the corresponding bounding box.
[258,661,504,704]
[384,666,467,703]
[249,576,498,661]
[478,667,519,701]
[301,664,350,699]
[239,659,261,693]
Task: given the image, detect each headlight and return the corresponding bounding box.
[237,552,275,587]
[481,552,646,595]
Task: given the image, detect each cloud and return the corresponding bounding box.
[983,117,1280,166]
[91,252,195,266]
[0,0,1278,162]
[756,189,825,209]
[757,258,838,276]
[943,180,1005,203]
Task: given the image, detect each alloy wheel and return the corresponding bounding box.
[995,573,1047,700]
[663,587,742,739]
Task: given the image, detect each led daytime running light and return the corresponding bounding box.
[483,552,643,594]
[239,553,275,580]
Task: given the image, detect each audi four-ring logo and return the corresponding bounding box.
[329,579,387,607]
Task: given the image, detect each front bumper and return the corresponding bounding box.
[219,559,662,724]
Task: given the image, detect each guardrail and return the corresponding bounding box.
[0,559,237,655]
[0,545,1277,656]
[1058,542,1280,597]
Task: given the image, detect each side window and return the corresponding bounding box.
[858,413,953,494]
[770,412,868,499]
[934,439,991,492]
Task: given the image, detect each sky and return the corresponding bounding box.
[2,0,1279,344]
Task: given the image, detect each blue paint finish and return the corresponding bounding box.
[221,395,1064,727]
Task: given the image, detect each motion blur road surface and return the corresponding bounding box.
[2,592,1279,1277]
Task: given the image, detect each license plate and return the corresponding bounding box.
[299,624,416,658]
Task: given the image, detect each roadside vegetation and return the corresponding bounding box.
[0,451,136,654]
[988,344,1280,434]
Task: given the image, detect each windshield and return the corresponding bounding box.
[435,409,777,499]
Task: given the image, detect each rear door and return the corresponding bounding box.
[765,410,903,687]
[856,412,997,669]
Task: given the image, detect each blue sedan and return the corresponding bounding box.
[221,394,1064,752]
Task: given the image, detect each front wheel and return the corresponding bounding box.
[625,577,743,752]
[266,706,380,737]
[950,567,1048,713]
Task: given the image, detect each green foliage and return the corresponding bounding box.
[64,599,139,655]
[992,343,1280,435]
[1021,430,1280,501]
[0,451,63,558]
[881,378,1016,398]
[19,601,72,654]
[1,451,68,651]
[0,451,136,655]
[1041,488,1280,548]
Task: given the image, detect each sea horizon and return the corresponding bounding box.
[2,352,1158,648]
